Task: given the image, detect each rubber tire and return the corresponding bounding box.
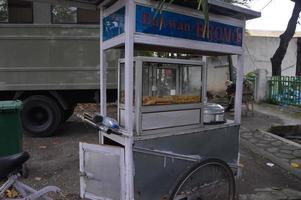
[170,158,236,200]
[22,95,62,137]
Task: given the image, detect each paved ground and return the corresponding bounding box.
[238,145,301,200]
[4,103,301,199]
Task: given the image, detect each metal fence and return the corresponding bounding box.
[268,76,301,106]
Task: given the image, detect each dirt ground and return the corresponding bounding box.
[15,103,301,199]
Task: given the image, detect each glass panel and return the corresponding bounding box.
[0,0,33,23]
[77,8,100,24]
[0,0,8,22]
[8,0,33,23]
[119,63,135,105]
[142,62,202,105]
[156,67,177,97]
[52,5,77,24]
[142,64,150,97]
[181,66,202,103]
[119,63,125,104]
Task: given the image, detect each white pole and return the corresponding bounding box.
[234,21,246,124]
[99,6,107,144]
[124,0,135,199]
[100,6,107,116]
[234,54,244,124]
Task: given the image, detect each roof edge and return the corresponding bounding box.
[208,0,261,20]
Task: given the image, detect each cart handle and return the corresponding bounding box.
[76,113,130,137]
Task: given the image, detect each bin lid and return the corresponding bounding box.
[0,101,23,112]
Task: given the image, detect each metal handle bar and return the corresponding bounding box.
[76,113,130,137]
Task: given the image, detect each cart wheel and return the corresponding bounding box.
[21,164,29,178]
[170,158,235,200]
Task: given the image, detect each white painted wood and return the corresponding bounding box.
[135,59,143,134]
[140,103,202,113]
[124,0,135,199]
[202,56,208,103]
[120,109,136,129]
[234,54,244,124]
[79,142,86,199]
[99,6,105,145]
[202,56,208,126]
[103,34,126,50]
[134,34,244,55]
[142,109,201,130]
[79,142,126,200]
[234,21,246,123]
[103,0,125,17]
[121,56,205,65]
[100,6,107,116]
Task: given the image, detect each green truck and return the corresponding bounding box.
[0,0,119,137]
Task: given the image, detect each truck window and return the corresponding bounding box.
[52,5,77,24]
[0,0,33,23]
[77,8,99,24]
[0,0,8,22]
[52,5,99,24]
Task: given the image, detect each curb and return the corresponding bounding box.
[257,129,301,149]
[240,127,301,180]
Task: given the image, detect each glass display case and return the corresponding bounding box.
[142,62,202,105]
[118,57,205,136]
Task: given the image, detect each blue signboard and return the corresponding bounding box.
[103,7,125,41]
[136,5,243,47]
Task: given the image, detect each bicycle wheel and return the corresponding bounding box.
[171,158,235,200]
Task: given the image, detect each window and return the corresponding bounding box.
[52,5,77,24]
[141,63,202,106]
[0,0,33,23]
[77,8,99,24]
[52,5,99,24]
[0,0,8,22]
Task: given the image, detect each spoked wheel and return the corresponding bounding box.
[171,158,235,200]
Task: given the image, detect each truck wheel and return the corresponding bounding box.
[22,95,62,137]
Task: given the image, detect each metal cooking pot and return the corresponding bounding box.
[204,103,225,124]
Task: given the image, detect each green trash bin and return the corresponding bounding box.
[0,100,23,157]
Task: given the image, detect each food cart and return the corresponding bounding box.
[79,0,260,199]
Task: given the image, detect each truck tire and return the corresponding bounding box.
[22,95,62,137]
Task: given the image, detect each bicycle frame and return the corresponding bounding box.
[0,174,61,200]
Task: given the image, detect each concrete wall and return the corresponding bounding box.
[207,56,229,96]
[243,35,297,76]
[206,33,298,95]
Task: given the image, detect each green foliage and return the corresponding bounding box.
[52,5,77,24]
[246,71,256,80]
[0,0,8,22]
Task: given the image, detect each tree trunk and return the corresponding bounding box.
[296,38,301,76]
[271,1,301,76]
[227,55,234,81]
